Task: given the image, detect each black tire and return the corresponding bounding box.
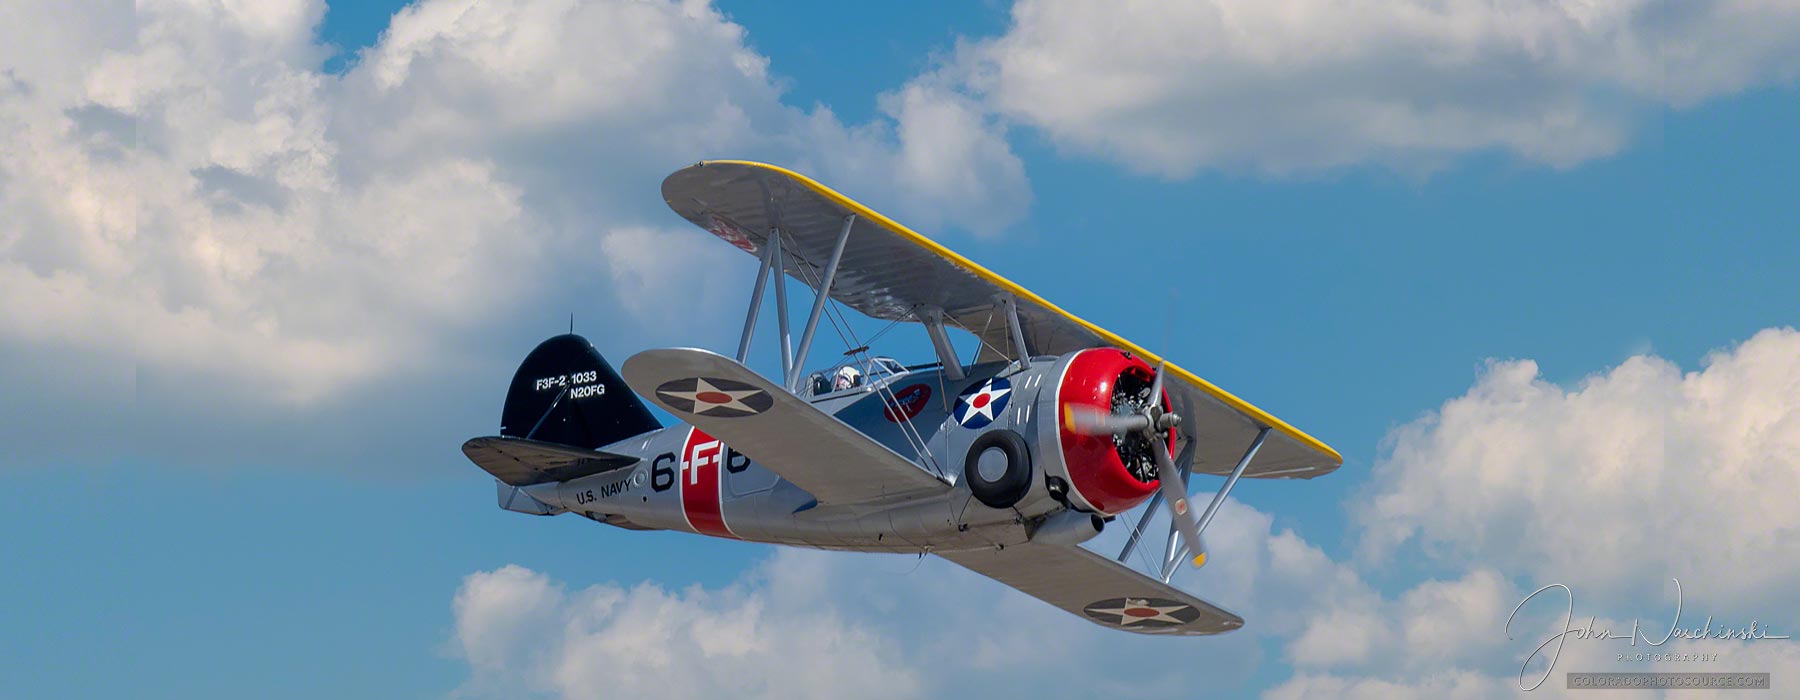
[965,429,1032,509]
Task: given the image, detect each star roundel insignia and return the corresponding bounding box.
[654,377,773,418]
[1081,597,1202,628]
[953,376,1013,429]
[706,214,757,253]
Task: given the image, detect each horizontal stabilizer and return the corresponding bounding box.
[463,436,639,487]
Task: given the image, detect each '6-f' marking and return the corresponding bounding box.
[650,441,748,492]
[676,428,739,538]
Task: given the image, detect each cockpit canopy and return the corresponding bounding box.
[801,356,909,398]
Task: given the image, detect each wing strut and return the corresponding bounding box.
[789,215,856,389]
[1159,427,1270,582]
[771,229,794,382]
[735,233,778,362]
[922,307,966,381]
[1000,297,1032,369]
[1117,437,1195,563]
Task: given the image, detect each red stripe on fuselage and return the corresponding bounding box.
[679,428,736,538]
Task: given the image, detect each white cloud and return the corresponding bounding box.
[1286,568,1517,670]
[451,563,921,700]
[954,0,1800,176]
[0,0,1029,464]
[1266,615,1800,700]
[1261,327,1800,697]
[1265,572,1800,698]
[452,498,1374,699]
[812,81,1030,237]
[1358,327,1800,609]
[596,226,741,327]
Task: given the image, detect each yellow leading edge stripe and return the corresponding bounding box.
[705,160,1345,467]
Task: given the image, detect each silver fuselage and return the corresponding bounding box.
[517,359,1074,553]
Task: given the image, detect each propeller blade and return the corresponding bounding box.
[1148,359,1166,408]
[1062,404,1150,436]
[1147,339,1204,566]
[1150,432,1208,568]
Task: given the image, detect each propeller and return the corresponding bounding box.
[1062,405,1150,435]
[1063,359,1209,568]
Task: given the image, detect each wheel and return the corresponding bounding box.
[965,429,1032,509]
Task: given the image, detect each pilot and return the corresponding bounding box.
[832,365,863,391]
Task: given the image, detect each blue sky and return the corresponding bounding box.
[2,1,1798,698]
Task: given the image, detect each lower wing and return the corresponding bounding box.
[621,347,950,505]
[937,543,1244,636]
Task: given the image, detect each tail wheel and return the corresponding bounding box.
[965,429,1032,509]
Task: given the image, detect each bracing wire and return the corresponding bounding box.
[792,253,945,479]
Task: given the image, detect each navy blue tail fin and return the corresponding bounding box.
[500,334,660,449]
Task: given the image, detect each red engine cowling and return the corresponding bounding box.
[1039,348,1174,515]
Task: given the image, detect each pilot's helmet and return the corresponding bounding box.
[832,365,863,390]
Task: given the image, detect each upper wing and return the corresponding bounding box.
[937,543,1243,636]
[620,347,950,505]
[662,160,1341,479]
[463,436,639,487]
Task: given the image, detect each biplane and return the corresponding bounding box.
[463,161,1341,635]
